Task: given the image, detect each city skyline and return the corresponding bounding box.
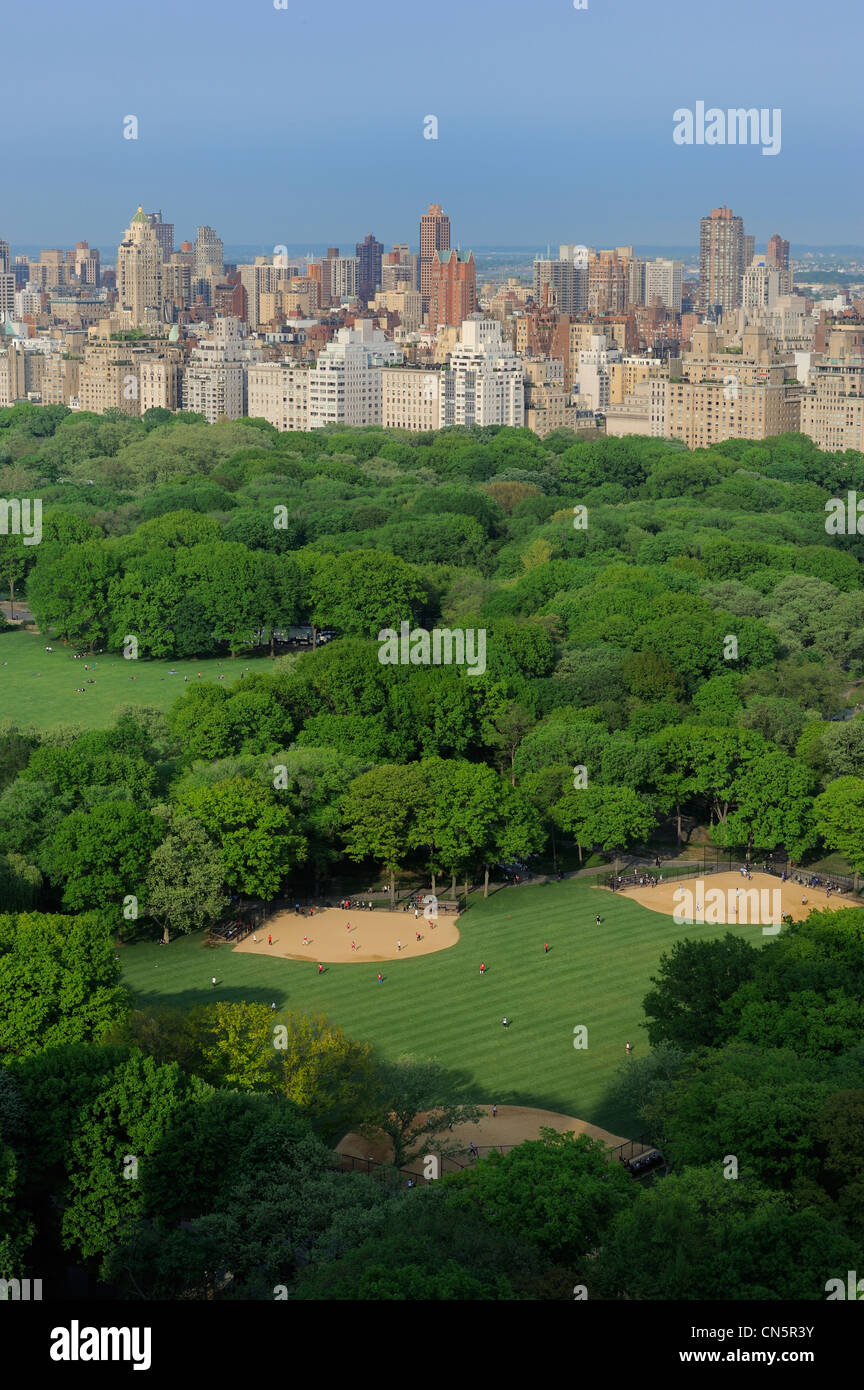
[2,0,861,245]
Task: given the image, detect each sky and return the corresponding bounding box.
[2,0,862,254]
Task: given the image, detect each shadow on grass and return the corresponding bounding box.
[132,985,290,1011]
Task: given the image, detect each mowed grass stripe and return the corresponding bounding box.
[120,879,767,1137]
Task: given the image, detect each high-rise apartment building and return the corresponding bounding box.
[440,318,524,427]
[664,323,800,446]
[163,258,192,312]
[428,249,476,328]
[382,245,419,292]
[380,367,443,430]
[356,234,383,303]
[116,207,163,327]
[588,249,631,314]
[742,255,789,310]
[699,206,745,314]
[247,363,310,431]
[644,258,683,312]
[767,234,791,272]
[0,273,15,321]
[331,256,359,301]
[800,327,864,452]
[146,212,174,261]
[573,332,622,411]
[73,241,100,286]
[183,362,244,422]
[523,358,597,438]
[307,320,402,429]
[319,248,340,303]
[532,257,587,314]
[420,203,450,312]
[194,225,224,279]
[238,259,298,329]
[0,240,10,274]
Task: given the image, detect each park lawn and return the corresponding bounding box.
[120,878,768,1139]
[0,629,275,732]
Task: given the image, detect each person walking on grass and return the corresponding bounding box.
[544,942,549,954]
[625,1041,632,1054]
[377,972,383,984]
[317,963,324,975]
[211,976,217,988]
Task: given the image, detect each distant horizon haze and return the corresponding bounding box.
[1,0,860,245]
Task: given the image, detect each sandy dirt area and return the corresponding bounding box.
[337,1104,633,1176]
[608,870,854,925]
[233,905,460,964]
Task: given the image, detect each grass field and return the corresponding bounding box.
[0,629,275,732]
[120,877,768,1139]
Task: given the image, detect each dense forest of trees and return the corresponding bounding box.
[2,404,864,1297]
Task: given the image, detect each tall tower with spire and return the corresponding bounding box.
[116,206,163,327]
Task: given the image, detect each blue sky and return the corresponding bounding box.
[2,0,861,251]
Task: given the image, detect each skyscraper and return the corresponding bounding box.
[428,249,476,328]
[355,234,383,303]
[147,212,174,260]
[532,256,587,313]
[767,234,791,272]
[699,206,745,314]
[194,225,224,279]
[0,239,9,274]
[331,257,359,301]
[644,258,683,312]
[0,272,14,322]
[420,203,450,313]
[116,207,163,327]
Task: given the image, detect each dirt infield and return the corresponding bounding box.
[608,871,854,925]
[337,1104,632,1176]
[232,906,460,964]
